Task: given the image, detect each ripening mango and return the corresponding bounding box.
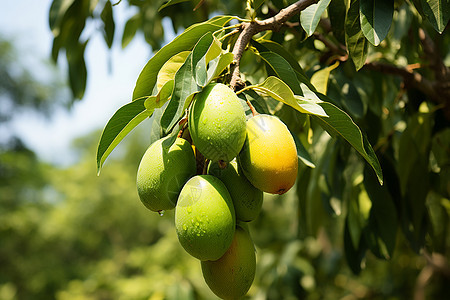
[136,137,196,212]
[201,224,256,300]
[189,83,246,162]
[238,114,298,194]
[208,159,263,222]
[175,175,236,261]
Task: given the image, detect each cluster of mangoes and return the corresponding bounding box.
[136,83,298,299]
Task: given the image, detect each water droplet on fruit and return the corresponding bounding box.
[202,117,208,124]
[183,224,187,231]
[158,210,165,216]
[187,207,192,213]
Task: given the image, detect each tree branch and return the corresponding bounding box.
[229,0,319,91]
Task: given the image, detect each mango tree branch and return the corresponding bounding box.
[229,0,319,91]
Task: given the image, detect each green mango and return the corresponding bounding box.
[175,175,236,261]
[208,159,263,222]
[136,137,196,212]
[189,83,246,162]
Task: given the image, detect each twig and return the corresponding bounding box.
[229,0,319,91]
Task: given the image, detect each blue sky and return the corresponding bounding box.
[0,0,169,165]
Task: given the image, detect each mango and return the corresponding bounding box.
[175,175,236,261]
[201,224,256,300]
[136,137,196,212]
[238,114,298,194]
[208,159,263,222]
[189,83,246,162]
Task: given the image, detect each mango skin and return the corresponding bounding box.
[238,114,298,194]
[201,225,256,300]
[208,160,263,222]
[175,175,236,261]
[136,137,196,212]
[189,83,246,162]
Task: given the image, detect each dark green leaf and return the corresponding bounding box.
[344,217,367,274]
[122,14,141,49]
[300,0,332,36]
[101,0,115,48]
[257,51,303,95]
[312,102,383,184]
[360,0,393,46]
[364,166,397,258]
[293,134,316,168]
[328,0,347,44]
[158,0,190,11]
[49,0,75,34]
[345,0,369,70]
[420,0,450,33]
[133,16,233,100]
[66,41,87,99]
[96,98,152,174]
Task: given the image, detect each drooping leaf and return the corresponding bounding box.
[158,0,190,11]
[133,16,233,100]
[328,0,347,44]
[101,0,115,48]
[420,0,450,33]
[312,101,383,184]
[293,134,316,168]
[310,61,339,95]
[66,41,87,99]
[256,40,306,75]
[243,76,328,117]
[257,51,303,95]
[96,98,152,174]
[122,14,141,49]
[345,0,369,70]
[364,166,397,259]
[300,0,332,36]
[360,0,394,46]
[49,0,76,35]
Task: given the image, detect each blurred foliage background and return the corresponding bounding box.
[2,0,450,299]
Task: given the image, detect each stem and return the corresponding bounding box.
[246,99,259,116]
[229,0,319,91]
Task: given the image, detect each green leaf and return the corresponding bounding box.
[310,61,339,95]
[49,0,75,35]
[293,134,316,168]
[328,0,347,44]
[96,98,152,174]
[420,0,450,33]
[160,52,201,134]
[345,0,369,70]
[101,0,115,48]
[122,14,140,49]
[207,52,234,82]
[364,166,397,258]
[300,0,332,36]
[312,102,383,184]
[133,16,233,100]
[66,41,87,99]
[256,40,306,75]
[243,76,328,117]
[156,51,190,91]
[257,51,303,95]
[158,0,190,11]
[360,0,393,46]
[191,32,214,87]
